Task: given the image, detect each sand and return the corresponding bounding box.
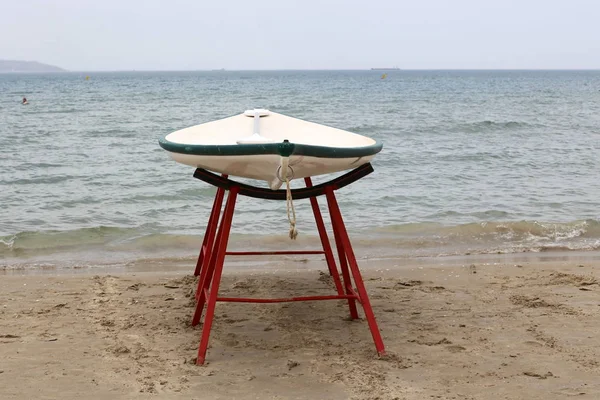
[1,255,600,400]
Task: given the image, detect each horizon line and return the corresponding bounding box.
[3,68,600,73]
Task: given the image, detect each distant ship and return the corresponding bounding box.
[371,67,400,71]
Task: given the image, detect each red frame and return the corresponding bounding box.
[190,170,386,365]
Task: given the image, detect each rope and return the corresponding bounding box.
[285,177,298,239]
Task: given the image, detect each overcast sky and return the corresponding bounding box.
[1,0,598,71]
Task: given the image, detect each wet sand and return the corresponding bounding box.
[1,254,599,399]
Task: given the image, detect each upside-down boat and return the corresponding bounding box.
[158,109,383,189]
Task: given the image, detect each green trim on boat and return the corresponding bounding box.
[158,138,383,159]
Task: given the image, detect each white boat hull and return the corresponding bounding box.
[166,152,376,187]
[159,110,382,188]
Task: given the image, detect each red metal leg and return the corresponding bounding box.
[194,188,226,301]
[191,246,216,325]
[194,175,228,276]
[192,197,229,325]
[304,177,344,296]
[194,186,226,276]
[197,187,239,365]
[330,211,359,320]
[325,187,386,356]
[194,210,222,301]
[193,192,216,276]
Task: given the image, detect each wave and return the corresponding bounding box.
[85,128,133,136]
[6,175,73,185]
[2,220,600,267]
[0,226,141,255]
[377,219,600,238]
[35,108,82,114]
[343,124,382,134]
[0,228,321,258]
[452,120,546,133]
[373,219,600,254]
[406,120,546,136]
[17,162,66,169]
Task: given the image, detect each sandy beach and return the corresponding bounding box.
[1,254,599,400]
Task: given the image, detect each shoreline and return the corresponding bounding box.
[3,249,600,276]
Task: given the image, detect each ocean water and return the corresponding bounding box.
[1,70,600,269]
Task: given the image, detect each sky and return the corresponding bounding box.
[0,0,599,71]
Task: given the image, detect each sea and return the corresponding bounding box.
[1,70,600,271]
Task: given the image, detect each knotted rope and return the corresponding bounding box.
[285,176,298,239]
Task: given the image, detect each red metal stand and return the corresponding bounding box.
[190,163,385,365]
